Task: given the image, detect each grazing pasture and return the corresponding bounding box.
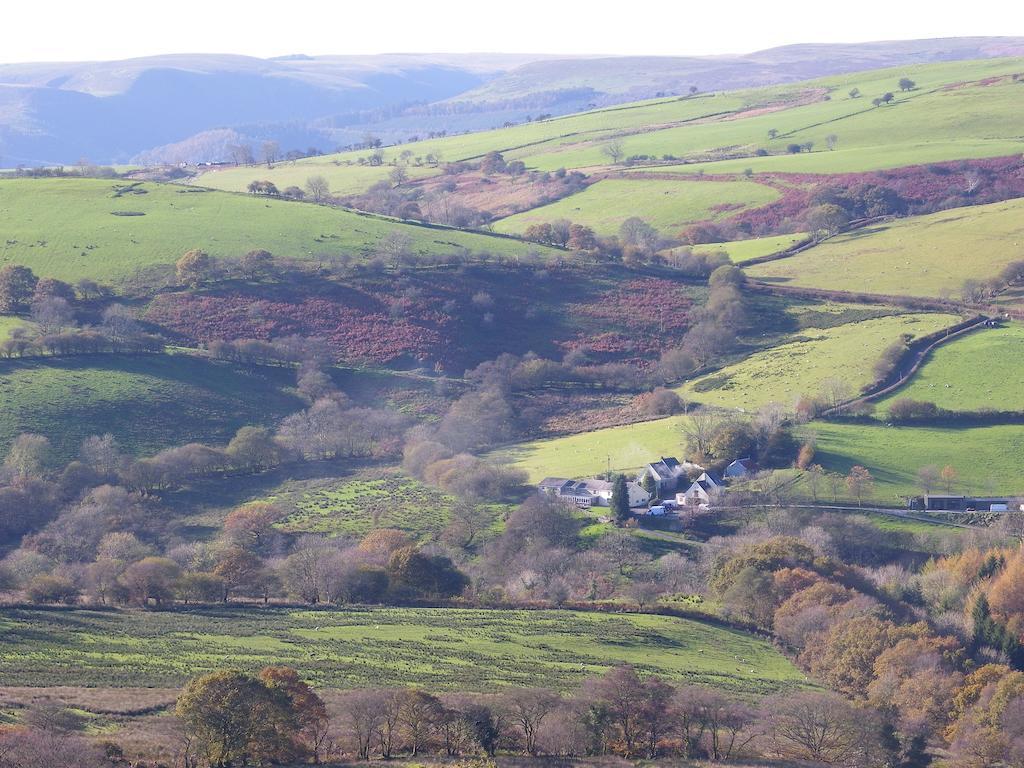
[874,322,1024,414]
[192,59,1024,201]
[804,421,1024,501]
[0,354,301,457]
[0,178,553,283]
[745,198,1024,298]
[691,233,807,263]
[191,162,441,197]
[498,414,686,483]
[492,178,779,236]
[269,471,505,540]
[513,61,1024,173]
[680,313,959,410]
[0,606,810,695]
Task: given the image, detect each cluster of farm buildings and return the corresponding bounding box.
[538,456,755,515]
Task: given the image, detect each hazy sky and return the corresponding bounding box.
[4,0,1021,63]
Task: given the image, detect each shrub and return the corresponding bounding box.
[26,574,80,604]
[887,398,940,423]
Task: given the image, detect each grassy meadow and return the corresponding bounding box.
[192,162,441,197]
[498,415,686,483]
[746,199,1024,298]
[268,471,505,540]
[0,354,302,457]
[192,58,1024,198]
[691,233,807,263]
[680,312,959,410]
[513,61,1024,172]
[0,606,810,695]
[874,322,1024,413]
[492,177,779,236]
[805,421,1024,501]
[0,178,554,283]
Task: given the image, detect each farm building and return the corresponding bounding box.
[538,477,650,509]
[909,494,1019,512]
[724,458,756,479]
[641,456,700,495]
[678,471,725,506]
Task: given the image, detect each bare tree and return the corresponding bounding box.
[261,140,280,167]
[763,691,882,764]
[963,170,983,195]
[305,175,330,203]
[680,408,721,459]
[819,377,853,412]
[805,464,825,503]
[917,465,940,495]
[503,688,560,755]
[601,139,625,165]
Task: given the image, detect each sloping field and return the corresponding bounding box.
[498,415,686,483]
[0,606,810,695]
[875,322,1024,413]
[0,354,302,457]
[492,177,779,236]
[193,59,1024,203]
[0,178,554,282]
[806,421,1024,501]
[692,233,807,263]
[267,470,505,540]
[680,313,960,410]
[512,60,1024,172]
[745,199,1024,298]
[194,162,441,197]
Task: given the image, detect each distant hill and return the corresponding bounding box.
[454,37,1024,105]
[1,38,1022,166]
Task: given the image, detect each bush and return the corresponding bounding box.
[887,398,940,423]
[26,574,80,604]
[635,387,685,417]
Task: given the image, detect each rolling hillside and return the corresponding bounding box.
[0,354,303,458]
[0,178,555,283]
[745,198,1024,298]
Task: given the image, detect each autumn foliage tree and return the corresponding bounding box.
[176,668,320,767]
[176,249,214,288]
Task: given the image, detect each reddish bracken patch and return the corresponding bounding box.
[565,278,693,362]
[719,155,1024,237]
[146,292,451,366]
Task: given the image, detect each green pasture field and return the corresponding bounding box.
[510,60,1024,172]
[874,322,1024,414]
[804,421,1024,501]
[193,60,1024,203]
[0,606,809,695]
[193,162,441,197]
[647,139,1024,176]
[491,178,779,236]
[691,233,807,263]
[0,178,555,283]
[498,415,686,483]
[680,312,959,410]
[745,199,1024,298]
[0,354,302,458]
[268,471,505,540]
[862,512,965,536]
[197,92,753,176]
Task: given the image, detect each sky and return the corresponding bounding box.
[3,0,1021,63]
